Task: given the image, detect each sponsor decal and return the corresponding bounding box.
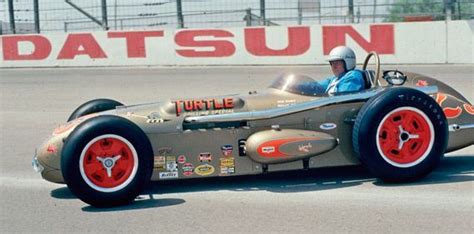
[153,156,166,169]
[320,123,337,130]
[173,98,234,116]
[416,80,428,87]
[157,147,172,155]
[159,171,178,179]
[238,139,247,156]
[257,137,320,158]
[221,145,233,156]
[298,142,312,153]
[182,163,194,176]
[126,112,168,124]
[177,155,186,164]
[194,164,215,176]
[147,112,165,123]
[166,156,177,172]
[199,152,212,162]
[220,167,235,175]
[276,99,297,107]
[3,25,394,63]
[220,158,235,167]
[220,157,235,175]
[147,118,166,124]
[261,146,275,154]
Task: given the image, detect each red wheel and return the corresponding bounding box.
[376,107,435,168]
[62,116,153,207]
[79,134,138,192]
[353,88,448,182]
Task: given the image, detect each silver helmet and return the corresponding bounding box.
[327,46,356,71]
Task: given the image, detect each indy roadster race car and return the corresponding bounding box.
[33,53,474,207]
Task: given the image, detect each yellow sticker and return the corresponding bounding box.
[220,158,235,167]
[194,164,215,176]
[154,156,165,169]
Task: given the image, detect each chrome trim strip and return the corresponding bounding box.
[184,86,438,123]
[449,123,474,132]
[32,150,44,173]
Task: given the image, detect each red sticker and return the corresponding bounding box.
[177,155,186,164]
[46,145,57,153]
[182,163,194,176]
[257,138,318,158]
[199,153,212,162]
[416,80,428,87]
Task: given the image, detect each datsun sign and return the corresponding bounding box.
[0,21,472,67]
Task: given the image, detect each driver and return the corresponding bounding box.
[319,46,364,95]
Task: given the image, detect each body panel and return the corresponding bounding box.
[34,71,474,184]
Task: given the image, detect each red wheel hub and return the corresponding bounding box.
[377,108,434,166]
[81,136,136,189]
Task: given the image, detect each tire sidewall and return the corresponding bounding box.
[61,115,153,207]
[68,99,123,122]
[354,87,448,181]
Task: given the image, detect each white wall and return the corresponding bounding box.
[0,20,472,68]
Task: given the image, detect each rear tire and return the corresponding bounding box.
[352,87,448,182]
[61,115,153,207]
[68,99,123,122]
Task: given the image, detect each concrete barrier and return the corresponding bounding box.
[0,20,472,68]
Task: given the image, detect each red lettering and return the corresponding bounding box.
[193,100,204,110]
[224,98,234,108]
[174,98,235,116]
[245,27,310,56]
[214,99,223,109]
[175,30,235,57]
[108,31,164,58]
[57,33,107,59]
[174,100,183,116]
[2,35,51,60]
[205,99,213,109]
[184,100,193,111]
[323,25,394,55]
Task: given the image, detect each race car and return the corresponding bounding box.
[33,52,474,207]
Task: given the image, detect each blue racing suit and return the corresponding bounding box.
[319,69,365,95]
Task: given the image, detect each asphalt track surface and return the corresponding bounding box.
[0,65,473,233]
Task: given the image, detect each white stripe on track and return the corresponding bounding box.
[0,176,62,189]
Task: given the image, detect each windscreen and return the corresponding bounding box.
[269,73,326,96]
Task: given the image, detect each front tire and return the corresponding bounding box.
[61,115,153,207]
[68,99,123,122]
[352,88,448,182]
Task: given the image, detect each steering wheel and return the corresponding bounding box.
[362,51,381,87]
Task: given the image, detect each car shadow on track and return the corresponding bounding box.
[81,198,186,212]
[374,155,474,187]
[50,188,186,212]
[50,155,473,209]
